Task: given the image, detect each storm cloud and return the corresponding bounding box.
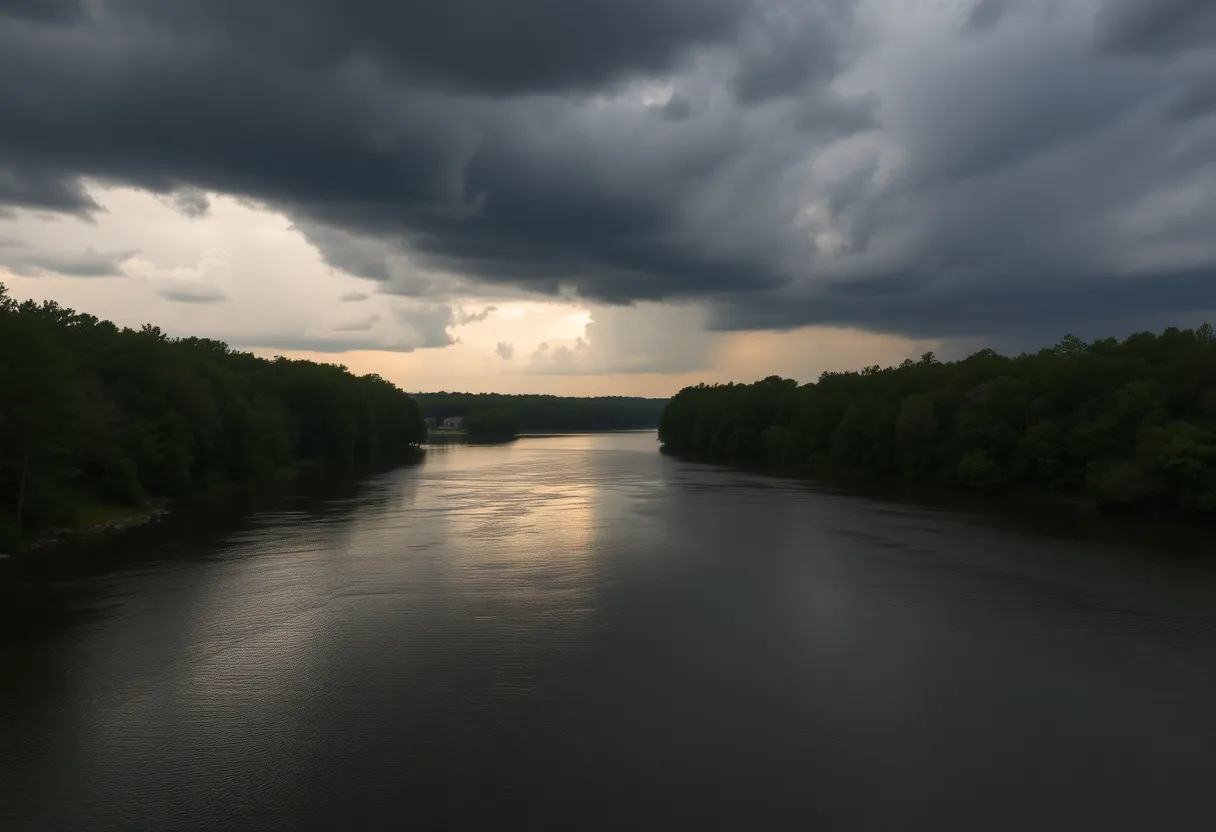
[1,0,1215,344]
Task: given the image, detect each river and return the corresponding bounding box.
[3,432,1215,829]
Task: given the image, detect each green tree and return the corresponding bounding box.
[0,281,428,550]
[658,320,1216,519]
[466,408,520,443]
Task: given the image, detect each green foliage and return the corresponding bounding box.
[0,282,427,548]
[414,392,665,433]
[465,408,520,443]
[659,324,1216,518]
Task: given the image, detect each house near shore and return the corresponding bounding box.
[442,416,464,429]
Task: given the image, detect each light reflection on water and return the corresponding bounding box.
[3,431,1216,829]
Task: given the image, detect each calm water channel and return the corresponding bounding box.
[3,432,1216,829]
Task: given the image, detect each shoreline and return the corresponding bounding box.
[25,499,173,554]
[5,450,428,562]
[658,446,1214,557]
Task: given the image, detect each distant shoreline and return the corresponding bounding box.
[517,429,657,438]
[425,428,657,443]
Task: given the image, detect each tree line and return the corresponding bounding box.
[465,409,521,443]
[0,282,427,551]
[659,327,1216,518]
[413,393,666,433]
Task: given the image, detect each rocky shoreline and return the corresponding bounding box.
[25,500,173,553]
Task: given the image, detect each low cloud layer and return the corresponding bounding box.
[0,241,137,278]
[1,0,1215,347]
[158,279,229,304]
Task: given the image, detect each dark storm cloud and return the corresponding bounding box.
[2,0,1216,346]
[1,0,85,24]
[731,0,858,105]
[1166,75,1216,122]
[720,268,1216,348]
[0,0,854,302]
[1095,0,1216,56]
[0,165,100,215]
[965,0,1012,31]
[120,0,747,96]
[657,94,694,121]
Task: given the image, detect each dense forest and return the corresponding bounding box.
[465,409,521,444]
[413,393,666,433]
[660,327,1216,518]
[0,282,427,551]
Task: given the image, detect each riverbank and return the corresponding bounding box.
[659,446,1213,557]
[26,499,173,553]
[5,450,426,561]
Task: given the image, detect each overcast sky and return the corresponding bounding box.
[2,0,1214,395]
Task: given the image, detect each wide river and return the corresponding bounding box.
[3,432,1216,829]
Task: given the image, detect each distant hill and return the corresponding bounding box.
[413,393,667,433]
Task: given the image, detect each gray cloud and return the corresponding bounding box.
[1,0,85,25]
[495,341,515,360]
[393,303,459,348]
[333,313,382,332]
[339,291,370,302]
[1,0,1215,347]
[158,280,229,303]
[731,0,858,105]
[0,245,137,277]
[965,0,1012,31]
[123,0,747,97]
[454,305,497,325]
[0,1,853,304]
[1095,0,1216,56]
[657,94,693,121]
[164,187,210,218]
[0,165,101,215]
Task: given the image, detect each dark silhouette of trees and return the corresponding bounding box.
[465,408,520,444]
[413,393,665,433]
[659,328,1216,518]
[0,282,426,550]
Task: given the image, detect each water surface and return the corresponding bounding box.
[3,432,1215,829]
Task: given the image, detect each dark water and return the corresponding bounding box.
[3,432,1216,829]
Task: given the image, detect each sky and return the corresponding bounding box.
[2,0,1214,397]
